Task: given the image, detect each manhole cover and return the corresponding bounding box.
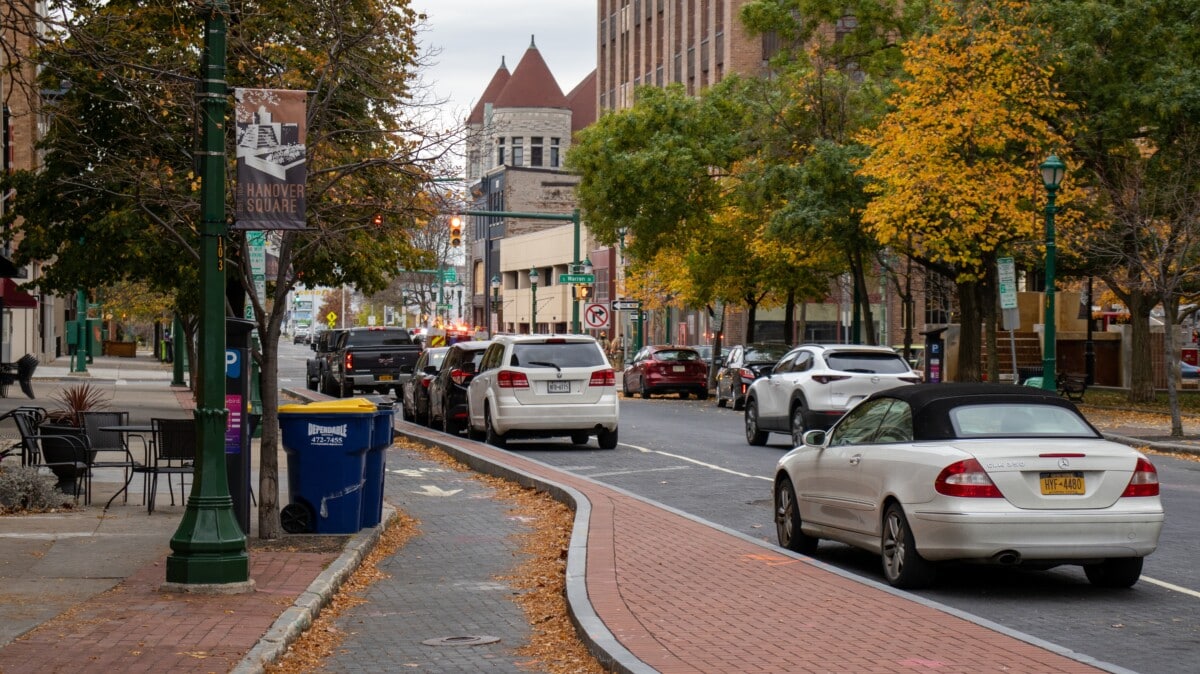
[422,635,501,647]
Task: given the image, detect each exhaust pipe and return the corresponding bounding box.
[992,550,1021,566]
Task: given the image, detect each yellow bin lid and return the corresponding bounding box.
[279,397,377,414]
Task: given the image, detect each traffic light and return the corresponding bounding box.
[371,212,383,227]
[573,284,593,301]
[449,216,463,247]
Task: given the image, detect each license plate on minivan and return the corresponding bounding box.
[548,381,570,393]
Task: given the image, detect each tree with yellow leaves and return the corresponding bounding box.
[858,0,1074,381]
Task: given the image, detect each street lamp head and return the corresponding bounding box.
[582,257,594,275]
[1040,154,1066,192]
[529,267,538,283]
[490,274,500,291]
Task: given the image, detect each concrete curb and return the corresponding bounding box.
[231,508,389,674]
[1102,432,1200,455]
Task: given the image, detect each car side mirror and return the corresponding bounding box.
[423,365,438,375]
[802,429,826,447]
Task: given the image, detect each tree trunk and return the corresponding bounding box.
[257,326,282,540]
[1127,290,1156,404]
[982,264,999,383]
[955,280,982,382]
[745,298,759,343]
[797,302,808,345]
[1163,294,1183,437]
[783,289,795,345]
[851,253,877,345]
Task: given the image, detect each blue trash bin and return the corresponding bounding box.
[278,399,375,534]
[361,398,395,527]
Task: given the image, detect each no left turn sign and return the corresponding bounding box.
[584,303,610,329]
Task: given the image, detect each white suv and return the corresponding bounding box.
[744,344,921,447]
[466,334,619,449]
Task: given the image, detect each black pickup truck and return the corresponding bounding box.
[307,328,346,394]
[324,327,422,397]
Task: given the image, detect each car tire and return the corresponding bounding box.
[745,399,768,446]
[697,389,709,401]
[881,503,936,589]
[717,390,727,408]
[442,411,459,436]
[597,427,618,449]
[774,476,818,555]
[570,432,589,446]
[485,407,506,448]
[1084,557,1144,588]
[307,377,318,391]
[790,403,808,447]
[400,401,412,422]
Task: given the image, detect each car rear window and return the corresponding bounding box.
[745,345,790,362]
[346,330,414,347]
[655,349,700,362]
[512,342,605,368]
[825,352,911,374]
[950,403,1098,438]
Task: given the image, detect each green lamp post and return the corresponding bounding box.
[1040,154,1066,391]
[164,0,250,587]
[529,267,538,333]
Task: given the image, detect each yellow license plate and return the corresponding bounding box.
[378,375,393,381]
[1040,472,1085,495]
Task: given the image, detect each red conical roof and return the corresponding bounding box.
[566,70,597,132]
[493,36,568,109]
[466,57,511,125]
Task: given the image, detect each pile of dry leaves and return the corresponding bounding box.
[267,437,605,673]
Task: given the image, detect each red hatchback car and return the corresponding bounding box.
[622,345,710,400]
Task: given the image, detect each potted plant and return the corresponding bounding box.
[40,383,112,490]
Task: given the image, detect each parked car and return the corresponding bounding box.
[744,343,921,447]
[622,345,709,400]
[326,326,423,397]
[774,383,1164,589]
[292,331,312,345]
[715,343,792,410]
[692,344,728,369]
[428,340,493,435]
[467,334,619,449]
[306,328,345,392]
[399,346,449,425]
[1180,360,1199,379]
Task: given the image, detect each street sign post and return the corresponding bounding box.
[612,299,641,311]
[584,303,610,329]
[559,273,594,284]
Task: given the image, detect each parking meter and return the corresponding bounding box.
[921,327,949,384]
[225,318,255,534]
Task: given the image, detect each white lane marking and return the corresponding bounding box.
[1143,576,1200,599]
[414,485,462,497]
[585,465,692,479]
[621,442,772,481]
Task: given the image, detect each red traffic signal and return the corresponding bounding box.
[449,216,463,247]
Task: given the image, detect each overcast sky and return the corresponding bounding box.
[411,1,598,130]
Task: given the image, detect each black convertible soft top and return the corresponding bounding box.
[863,383,1098,441]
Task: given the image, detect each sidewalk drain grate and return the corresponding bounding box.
[422,635,501,647]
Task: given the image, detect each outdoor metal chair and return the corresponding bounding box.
[80,410,141,505]
[13,409,91,504]
[137,418,196,514]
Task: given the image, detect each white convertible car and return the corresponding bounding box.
[774,383,1164,589]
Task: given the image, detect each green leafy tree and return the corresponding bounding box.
[2,0,450,538]
[857,0,1073,381]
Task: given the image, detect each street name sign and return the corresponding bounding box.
[559,273,595,284]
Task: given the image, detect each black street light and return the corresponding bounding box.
[491,274,500,312]
[1040,154,1066,391]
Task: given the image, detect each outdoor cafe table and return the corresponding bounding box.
[98,424,153,510]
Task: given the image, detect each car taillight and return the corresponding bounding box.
[811,374,851,384]
[421,378,431,389]
[450,368,471,386]
[935,458,1003,498]
[589,368,616,386]
[497,369,529,388]
[1121,457,1160,497]
[738,368,756,380]
[344,353,353,371]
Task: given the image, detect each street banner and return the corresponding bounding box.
[233,88,307,230]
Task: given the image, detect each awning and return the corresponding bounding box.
[0,278,38,309]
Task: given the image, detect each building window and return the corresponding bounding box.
[511,137,523,167]
[497,137,505,165]
[550,137,560,167]
[531,136,544,167]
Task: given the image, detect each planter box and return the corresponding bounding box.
[103,341,137,358]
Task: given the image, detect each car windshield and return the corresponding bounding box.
[656,349,700,362]
[512,342,605,368]
[950,403,1098,438]
[825,352,911,374]
[745,345,791,362]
